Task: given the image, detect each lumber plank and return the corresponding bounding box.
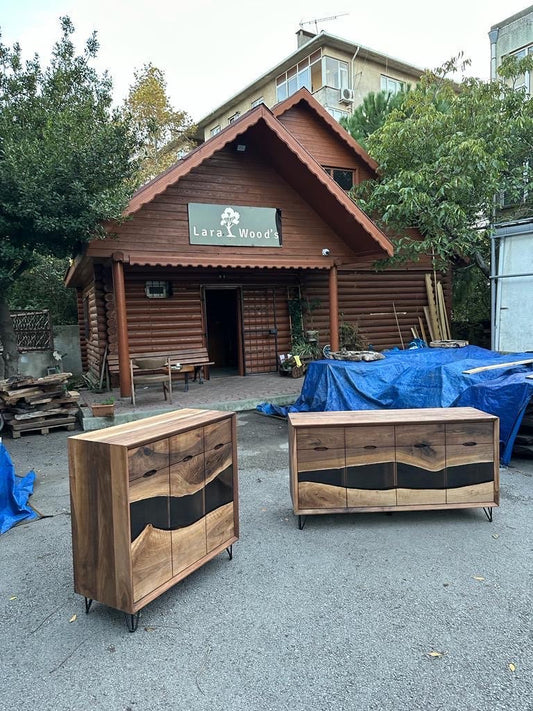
[463,359,533,375]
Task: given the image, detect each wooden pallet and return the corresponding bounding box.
[10,416,78,438]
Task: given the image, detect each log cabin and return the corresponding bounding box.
[65,88,447,397]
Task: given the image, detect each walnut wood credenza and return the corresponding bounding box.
[288,408,499,529]
[68,409,238,631]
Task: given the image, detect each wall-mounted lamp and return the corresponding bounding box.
[236,144,247,152]
[322,248,330,256]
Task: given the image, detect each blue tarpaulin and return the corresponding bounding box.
[257,346,533,465]
[0,442,38,534]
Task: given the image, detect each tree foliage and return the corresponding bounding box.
[124,63,196,186]
[8,256,77,325]
[0,17,138,375]
[353,56,533,276]
[339,90,408,148]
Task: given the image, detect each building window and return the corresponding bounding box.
[506,45,533,93]
[251,97,264,108]
[325,106,349,122]
[228,112,240,123]
[325,167,355,191]
[276,50,322,102]
[381,75,405,95]
[323,56,349,90]
[210,125,221,136]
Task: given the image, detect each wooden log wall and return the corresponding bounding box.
[102,267,297,377]
[76,289,88,374]
[301,267,452,351]
[276,105,375,183]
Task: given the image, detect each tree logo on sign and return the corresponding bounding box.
[220,207,240,237]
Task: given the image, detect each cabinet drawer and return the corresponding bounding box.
[170,452,205,497]
[128,439,169,481]
[169,428,204,465]
[345,425,394,449]
[296,447,345,473]
[446,422,493,445]
[204,418,232,452]
[395,424,445,448]
[296,427,344,451]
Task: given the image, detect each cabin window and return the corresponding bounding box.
[380,75,405,95]
[325,167,355,191]
[145,281,171,299]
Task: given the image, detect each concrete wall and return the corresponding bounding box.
[16,325,82,378]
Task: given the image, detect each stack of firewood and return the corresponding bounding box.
[0,373,80,438]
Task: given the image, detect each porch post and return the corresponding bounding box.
[329,265,339,352]
[112,254,131,397]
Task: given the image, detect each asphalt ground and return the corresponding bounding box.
[1,411,532,711]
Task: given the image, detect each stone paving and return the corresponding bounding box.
[80,370,303,428]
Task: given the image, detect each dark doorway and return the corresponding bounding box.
[205,289,240,375]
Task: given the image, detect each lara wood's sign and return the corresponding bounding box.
[188,203,282,247]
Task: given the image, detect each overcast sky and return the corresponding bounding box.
[1,0,528,121]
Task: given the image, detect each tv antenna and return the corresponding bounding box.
[299,12,349,34]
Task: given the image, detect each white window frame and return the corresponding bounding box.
[275,50,321,102]
[323,56,349,90]
[380,75,405,95]
[210,125,221,137]
[228,112,240,124]
[251,97,264,108]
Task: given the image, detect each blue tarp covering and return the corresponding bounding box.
[257,346,533,465]
[0,442,38,534]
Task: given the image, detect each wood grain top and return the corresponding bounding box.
[288,408,497,427]
[70,409,234,447]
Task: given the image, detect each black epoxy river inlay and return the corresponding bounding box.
[130,466,233,542]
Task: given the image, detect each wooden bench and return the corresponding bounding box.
[107,348,214,391]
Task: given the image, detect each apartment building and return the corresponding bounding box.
[196,29,424,141]
[489,5,533,92]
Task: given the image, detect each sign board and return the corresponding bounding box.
[188,203,281,247]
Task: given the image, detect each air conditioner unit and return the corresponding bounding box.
[339,88,354,104]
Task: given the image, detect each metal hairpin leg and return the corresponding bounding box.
[226,545,233,560]
[125,612,140,633]
[483,507,493,522]
[85,597,93,614]
[298,515,307,530]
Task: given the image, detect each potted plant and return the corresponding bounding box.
[90,397,115,417]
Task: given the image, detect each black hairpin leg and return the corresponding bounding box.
[483,507,493,522]
[226,545,233,560]
[298,515,307,530]
[125,612,140,633]
[85,597,93,614]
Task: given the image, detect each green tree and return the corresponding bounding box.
[125,63,196,186]
[0,17,137,376]
[340,90,408,148]
[8,256,78,325]
[355,56,533,278]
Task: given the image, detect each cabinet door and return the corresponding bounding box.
[296,427,346,509]
[205,419,235,551]
[129,462,172,603]
[446,423,495,503]
[345,426,396,507]
[396,424,446,505]
[170,450,207,575]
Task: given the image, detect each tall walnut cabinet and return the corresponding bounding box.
[68,409,238,628]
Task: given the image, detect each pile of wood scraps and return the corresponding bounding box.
[0,372,80,438]
[424,273,451,342]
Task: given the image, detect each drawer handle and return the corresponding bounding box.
[463,441,477,447]
[314,446,328,451]
[143,469,157,478]
[214,443,224,450]
[182,455,193,462]
[414,443,429,448]
[364,445,377,450]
